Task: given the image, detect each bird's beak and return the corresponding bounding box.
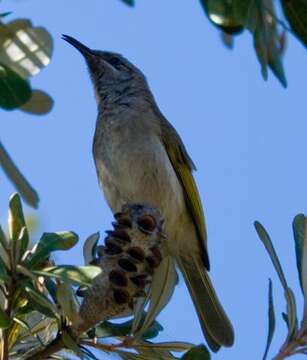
[62,34,94,57]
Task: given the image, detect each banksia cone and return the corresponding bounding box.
[73,204,165,335]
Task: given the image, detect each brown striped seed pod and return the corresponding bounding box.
[74,204,165,335]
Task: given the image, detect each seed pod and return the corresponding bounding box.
[115,214,132,228]
[74,204,165,336]
[127,246,145,262]
[118,258,137,272]
[146,255,160,269]
[113,289,130,304]
[105,238,123,255]
[137,215,156,233]
[150,246,162,263]
[110,229,131,243]
[130,274,148,288]
[134,289,147,298]
[109,270,128,287]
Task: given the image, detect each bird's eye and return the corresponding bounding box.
[108,57,121,67]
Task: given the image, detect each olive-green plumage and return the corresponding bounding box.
[63,34,234,351]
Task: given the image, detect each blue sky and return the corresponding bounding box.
[1,0,307,359]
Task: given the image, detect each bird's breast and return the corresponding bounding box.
[93,120,185,229]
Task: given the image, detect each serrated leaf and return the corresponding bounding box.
[34,265,101,286]
[136,256,177,337]
[254,221,297,338]
[83,232,99,265]
[0,307,10,328]
[56,282,79,323]
[0,63,31,109]
[27,231,78,268]
[263,279,275,360]
[19,90,54,115]
[23,286,59,319]
[0,141,39,208]
[281,0,307,47]
[181,344,210,360]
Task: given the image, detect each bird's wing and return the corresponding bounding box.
[159,118,210,270]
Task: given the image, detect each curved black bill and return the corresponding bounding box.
[62,34,94,57]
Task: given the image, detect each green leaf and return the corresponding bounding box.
[292,214,307,296]
[0,142,39,208]
[233,0,287,87]
[281,0,307,47]
[8,193,27,241]
[96,316,163,340]
[83,232,99,265]
[181,344,210,360]
[23,286,59,318]
[200,0,244,34]
[254,221,297,338]
[263,279,275,360]
[13,317,44,347]
[136,257,177,337]
[56,282,79,323]
[27,231,78,268]
[0,227,10,274]
[0,12,12,18]
[34,265,101,286]
[135,341,193,353]
[121,0,135,6]
[19,90,54,115]
[0,255,9,283]
[0,63,31,110]
[8,193,29,262]
[0,307,10,328]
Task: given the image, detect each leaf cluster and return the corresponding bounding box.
[121,0,307,87]
[255,214,307,359]
[0,194,210,360]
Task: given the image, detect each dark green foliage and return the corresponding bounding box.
[281,0,307,47]
[0,63,31,110]
[262,279,275,360]
[200,0,287,86]
[181,345,211,359]
[120,0,135,6]
[292,214,307,296]
[200,0,244,34]
[96,316,163,340]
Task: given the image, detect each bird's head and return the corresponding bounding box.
[62,35,146,103]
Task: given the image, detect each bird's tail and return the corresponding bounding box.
[176,254,234,352]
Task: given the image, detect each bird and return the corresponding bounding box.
[62,34,234,351]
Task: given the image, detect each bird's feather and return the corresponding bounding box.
[159,118,210,269]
